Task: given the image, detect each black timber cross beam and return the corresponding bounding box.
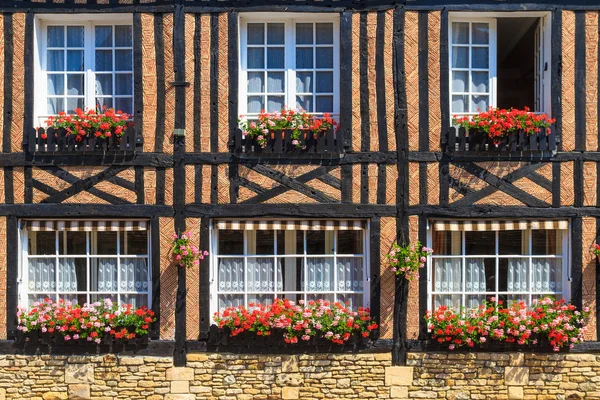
[450,162,550,208]
[38,166,131,205]
[240,165,338,204]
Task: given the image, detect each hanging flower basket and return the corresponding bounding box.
[171,231,209,268]
[386,240,433,281]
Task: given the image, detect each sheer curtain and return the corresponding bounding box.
[434,258,462,292]
[247,257,275,292]
[28,258,56,292]
[91,258,118,292]
[218,258,244,292]
[465,258,486,292]
[507,258,528,292]
[58,259,77,292]
[120,258,148,292]
[532,258,560,292]
[336,257,363,292]
[303,257,334,292]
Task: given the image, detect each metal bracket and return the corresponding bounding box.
[173,129,186,137]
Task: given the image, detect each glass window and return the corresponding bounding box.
[22,222,150,308]
[213,221,367,313]
[240,16,339,118]
[430,222,567,310]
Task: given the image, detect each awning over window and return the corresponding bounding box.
[20,220,148,232]
[215,220,366,231]
[432,220,569,232]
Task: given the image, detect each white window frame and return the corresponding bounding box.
[238,13,340,119]
[209,219,369,315]
[34,14,134,126]
[18,220,151,308]
[426,220,571,312]
[449,12,552,118]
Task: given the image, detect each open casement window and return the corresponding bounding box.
[427,220,570,310]
[210,220,368,314]
[35,15,134,125]
[19,220,150,308]
[449,12,551,118]
[238,14,340,119]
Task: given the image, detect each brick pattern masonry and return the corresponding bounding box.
[0,352,598,399]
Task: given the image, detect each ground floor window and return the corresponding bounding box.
[211,220,368,314]
[428,219,570,310]
[19,220,150,307]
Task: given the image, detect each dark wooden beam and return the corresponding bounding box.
[23,13,34,153]
[551,9,563,150]
[154,13,166,153]
[134,13,144,145]
[3,14,13,154]
[186,203,397,218]
[571,216,583,309]
[340,11,353,203]
[228,12,239,204]
[0,204,172,217]
[370,216,381,341]
[6,216,17,338]
[439,8,449,205]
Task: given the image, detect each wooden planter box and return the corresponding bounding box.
[444,126,557,156]
[24,126,141,154]
[230,128,343,155]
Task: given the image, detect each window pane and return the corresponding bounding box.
[115,98,132,114]
[95,50,113,71]
[499,230,522,255]
[218,294,244,311]
[451,95,468,113]
[305,257,334,291]
[47,26,65,47]
[466,258,494,292]
[248,294,274,306]
[95,26,113,47]
[451,47,469,68]
[248,230,274,255]
[247,258,276,292]
[28,258,56,292]
[267,23,285,45]
[296,72,313,93]
[29,231,56,255]
[120,294,148,308]
[247,48,265,69]
[120,258,148,292]
[279,257,303,292]
[316,23,333,45]
[337,294,363,310]
[433,294,461,310]
[315,47,333,69]
[66,98,84,114]
[59,232,87,255]
[532,230,560,255]
[126,231,148,255]
[247,96,264,114]
[95,74,113,95]
[58,258,86,292]
[247,23,264,45]
[471,71,489,93]
[267,96,284,113]
[115,49,133,71]
[472,47,489,69]
[267,72,284,93]
[451,22,469,44]
[296,95,312,112]
[115,74,132,95]
[296,23,313,44]
[218,258,244,292]
[47,98,64,114]
[90,293,117,304]
[337,231,363,254]
[67,50,84,71]
[91,258,118,291]
[499,258,528,292]
[307,231,334,254]
[432,231,462,255]
[532,258,561,292]
[472,23,489,45]
[66,74,84,96]
[218,230,244,255]
[67,26,84,48]
[451,71,468,92]
[315,71,333,93]
[267,47,284,69]
[336,257,363,291]
[296,48,313,69]
[466,295,486,309]
[315,96,333,113]
[465,231,495,255]
[433,258,462,292]
[96,231,117,254]
[47,50,65,71]
[96,98,112,111]
[29,294,56,306]
[48,73,65,96]
[247,71,264,93]
[471,95,489,112]
[115,25,133,47]
[59,294,86,306]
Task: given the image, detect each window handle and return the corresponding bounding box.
[544,62,548,72]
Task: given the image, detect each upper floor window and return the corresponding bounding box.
[449,12,551,117]
[239,14,340,119]
[428,220,570,311]
[35,15,133,124]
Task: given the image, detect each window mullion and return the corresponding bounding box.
[86,22,95,110]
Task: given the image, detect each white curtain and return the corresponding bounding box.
[28,258,56,292]
[336,257,363,292]
[218,294,244,311]
[465,258,486,292]
[247,257,275,292]
[434,258,462,292]
[218,258,244,292]
[507,258,528,292]
[533,258,560,292]
[91,258,118,292]
[304,257,334,292]
[57,259,77,292]
[434,294,461,309]
[120,258,148,292]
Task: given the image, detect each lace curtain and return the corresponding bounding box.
[120,258,148,292]
[336,257,363,292]
[434,258,462,292]
[247,257,282,292]
[507,258,528,292]
[218,258,244,292]
[532,258,560,292]
[28,258,56,293]
[304,257,334,292]
[91,258,118,292]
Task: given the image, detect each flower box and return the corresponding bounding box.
[231,127,343,155]
[444,126,557,155]
[25,126,141,154]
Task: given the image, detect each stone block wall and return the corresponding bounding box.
[0,352,598,399]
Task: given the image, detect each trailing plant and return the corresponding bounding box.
[171,231,208,268]
[425,297,590,352]
[386,241,433,281]
[239,108,338,149]
[453,107,555,144]
[16,298,156,342]
[212,298,378,345]
[43,107,132,141]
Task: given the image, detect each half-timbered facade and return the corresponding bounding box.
[0,0,599,376]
